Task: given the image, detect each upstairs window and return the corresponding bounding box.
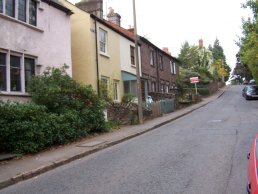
[170,61,177,75]
[6,0,15,17]
[150,50,155,66]
[99,28,107,54]
[29,0,37,26]
[1,0,37,26]
[158,54,163,70]
[18,0,27,22]
[0,0,3,13]
[130,46,135,66]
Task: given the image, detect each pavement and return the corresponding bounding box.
[0,87,226,190]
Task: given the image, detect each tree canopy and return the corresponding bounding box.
[238,0,258,82]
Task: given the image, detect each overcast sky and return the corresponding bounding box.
[69,0,252,70]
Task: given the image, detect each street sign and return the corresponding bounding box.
[190,77,199,83]
[190,77,199,94]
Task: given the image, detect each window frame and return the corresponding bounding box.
[99,28,107,54]
[158,54,163,70]
[0,52,7,91]
[150,49,155,66]
[0,0,37,26]
[0,50,36,94]
[130,45,135,66]
[24,57,35,92]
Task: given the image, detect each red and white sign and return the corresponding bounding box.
[190,77,199,83]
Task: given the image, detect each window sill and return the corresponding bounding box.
[0,14,44,33]
[0,91,31,97]
[100,52,110,58]
[131,65,136,68]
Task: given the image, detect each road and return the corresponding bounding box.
[2,85,258,194]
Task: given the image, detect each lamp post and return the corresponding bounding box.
[132,0,143,124]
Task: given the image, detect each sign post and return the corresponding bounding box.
[190,77,199,94]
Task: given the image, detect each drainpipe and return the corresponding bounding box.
[156,49,160,92]
[94,17,100,95]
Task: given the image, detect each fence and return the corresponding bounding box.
[146,99,175,117]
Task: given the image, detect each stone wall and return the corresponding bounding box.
[107,102,152,125]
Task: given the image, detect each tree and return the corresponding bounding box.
[178,41,213,71]
[209,38,231,81]
[178,41,191,69]
[239,0,258,81]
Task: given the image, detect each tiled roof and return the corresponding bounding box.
[103,20,135,42]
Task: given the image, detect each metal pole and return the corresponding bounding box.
[195,83,197,94]
[132,0,143,124]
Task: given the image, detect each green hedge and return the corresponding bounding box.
[0,102,98,153]
[0,66,109,154]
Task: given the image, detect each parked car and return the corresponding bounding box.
[249,79,256,85]
[247,134,258,194]
[242,85,258,100]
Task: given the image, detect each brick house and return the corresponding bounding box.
[139,36,180,101]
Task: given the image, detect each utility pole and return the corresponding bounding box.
[132,0,143,124]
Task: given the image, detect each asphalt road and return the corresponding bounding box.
[2,85,258,194]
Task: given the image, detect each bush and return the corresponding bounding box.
[0,66,111,154]
[198,88,210,96]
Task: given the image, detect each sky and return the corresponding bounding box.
[69,0,252,70]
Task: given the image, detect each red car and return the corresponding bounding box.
[247,134,258,194]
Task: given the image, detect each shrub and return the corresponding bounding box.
[0,66,111,154]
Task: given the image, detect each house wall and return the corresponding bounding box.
[0,0,72,101]
[61,0,98,91]
[61,0,123,102]
[120,37,141,76]
[97,22,123,101]
[0,1,72,75]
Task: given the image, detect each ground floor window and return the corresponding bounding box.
[0,50,36,93]
[124,80,137,96]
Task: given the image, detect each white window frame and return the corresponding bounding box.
[173,62,176,75]
[99,28,107,54]
[0,49,36,94]
[130,45,135,66]
[150,50,154,66]
[170,61,177,75]
[0,0,37,26]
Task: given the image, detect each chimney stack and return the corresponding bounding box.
[107,7,121,26]
[76,0,103,19]
[162,47,171,55]
[198,39,203,47]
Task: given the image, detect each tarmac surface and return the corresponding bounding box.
[0,87,226,190]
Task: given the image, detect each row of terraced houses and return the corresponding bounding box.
[0,0,180,103]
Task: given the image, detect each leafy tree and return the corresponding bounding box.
[209,38,231,81]
[178,42,213,71]
[178,41,191,68]
[239,0,258,81]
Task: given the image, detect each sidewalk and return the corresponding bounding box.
[0,87,226,189]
